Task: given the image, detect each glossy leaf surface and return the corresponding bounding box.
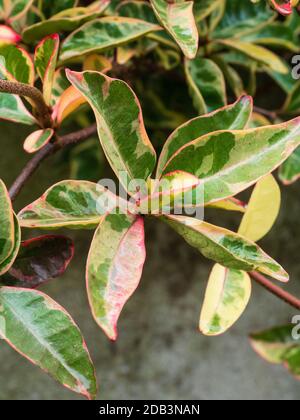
[0,179,14,265]
[238,175,281,242]
[18,181,123,229]
[200,264,251,336]
[156,96,253,177]
[60,17,161,62]
[163,215,288,282]
[185,57,226,114]
[2,235,74,289]
[0,287,97,399]
[250,324,300,378]
[87,213,146,340]
[67,70,156,190]
[162,117,300,205]
[150,0,198,58]
[23,128,54,154]
[35,34,60,105]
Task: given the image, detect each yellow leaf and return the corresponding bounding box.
[238,174,281,242]
[200,264,251,336]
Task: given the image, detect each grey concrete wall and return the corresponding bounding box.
[1,123,300,400]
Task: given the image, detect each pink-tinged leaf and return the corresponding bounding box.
[0,287,97,399]
[87,213,146,341]
[0,25,21,44]
[269,0,293,15]
[23,128,54,153]
[1,235,74,289]
[53,86,86,125]
[35,34,60,105]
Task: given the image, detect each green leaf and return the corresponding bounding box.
[194,0,222,22]
[22,1,110,44]
[162,117,300,205]
[0,0,34,22]
[156,96,253,178]
[0,93,36,125]
[117,0,175,49]
[163,215,288,282]
[279,147,300,185]
[212,55,245,99]
[150,0,198,59]
[0,287,97,399]
[250,325,300,378]
[238,175,281,242]
[283,81,300,114]
[59,16,161,62]
[67,70,157,192]
[35,34,60,105]
[240,23,299,52]
[87,212,146,340]
[50,68,70,107]
[185,57,226,115]
[1,235,74,289]
[200,264,251,336]
[41,0,78,18]
[0,179,14,265]
[215,39,288,74]
[0,214,21,276]
[23,128,54,154]
[212,0,275,39]
[18,180,124,229]
[0,44,34,85]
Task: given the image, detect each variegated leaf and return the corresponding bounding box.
[0,93,36,125]
[185,57,227,115]
[150,0,198,59]
[238,175,281,242]
[0,287,97,399]
[0,214,21,276]
[0,179,14,265]
[163,215,288,282]
[200,264,251,336]
[18,180,128,229]
[23,128,54,154]
[212,0,275,39]
[156,96,253,178]
[162,117,300,206]
[87,212,146,340]
[0,44,34,85]
[60,17,161,62]
[35,34,60,105]
[279,147,300,185]
[1,235,74,289]
[0,0,34,22]
[216,39,288,74]
[250,324,300,378]
[23,1,110,43]
[67,70,157,192]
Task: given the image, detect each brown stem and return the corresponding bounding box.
[9,123,97,201]
[0,79,52,128]
[250,271,300,310]
[253,106,277,121]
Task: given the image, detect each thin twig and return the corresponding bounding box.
[0,79,52,128]
[250,271,300,311]
[9,123,97,201]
